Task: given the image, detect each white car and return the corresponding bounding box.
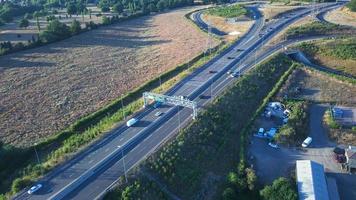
[27,183,42,194]
[154,111,163,117]
[302,137,312,148]
[268,142,279,149]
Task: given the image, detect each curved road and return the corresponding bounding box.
[13,2,345,200]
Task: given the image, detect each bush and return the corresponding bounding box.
[39,19,71,43]
[222,187,237,200]
[102,16,111,25]
[70,19,81,35]
[11,177,32,193]
[260,177,297,200]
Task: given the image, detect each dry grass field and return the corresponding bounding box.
[325,6,356,27]
[0,6,219,147]
[277,67,356,105]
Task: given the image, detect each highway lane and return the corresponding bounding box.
[15,2,344,200]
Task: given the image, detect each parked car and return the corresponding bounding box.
[333,147,345,155]
[302,137,312,148]
[27,183,42,194]
[154,111,163,117]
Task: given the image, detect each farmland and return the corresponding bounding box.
[325,6,356,27]
[0,6,219,147]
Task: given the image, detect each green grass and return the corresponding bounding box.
[205,4,248,18]
[105,53,297,200]
[0,41,228,197]
[324,109,341,129]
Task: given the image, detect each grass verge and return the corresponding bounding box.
[205,4,248,18]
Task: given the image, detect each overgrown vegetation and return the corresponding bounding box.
[0,41,226,197]
[260,177,297,200]
[324,109,341,129]
[275,101,309,144]
[205,4,248,18]
[105,54,297,199]
[285,21,350,38]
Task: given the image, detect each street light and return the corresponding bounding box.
[118,145,128,183]
[34,143,40,165]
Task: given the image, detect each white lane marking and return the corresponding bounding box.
[119,138,124,141]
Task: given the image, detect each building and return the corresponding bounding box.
[296,160,330,200]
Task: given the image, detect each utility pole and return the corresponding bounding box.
[34,143,40,165]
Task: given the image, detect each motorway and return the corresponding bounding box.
[14,2,344,200]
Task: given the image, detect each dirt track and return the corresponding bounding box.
[0,6,218,147]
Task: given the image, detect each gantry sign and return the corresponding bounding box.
[143,92,198,119]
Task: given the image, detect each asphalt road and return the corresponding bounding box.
[190,11,227,36]
[14,2,345,200]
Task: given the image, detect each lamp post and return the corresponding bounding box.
[118,145,128,183]
[34,143,40,165]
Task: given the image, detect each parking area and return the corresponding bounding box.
[248,104,356,200]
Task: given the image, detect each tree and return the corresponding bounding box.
[33,11,41,32]
[148,3,157,12]
[245,168,257,191]
[98,0,110,12]
[347,0,356,12]
[40,19,70,42]
[156,0,166,11]
[260,177,297,200]
[70,19,81,35]
[227,172,238,185]
[113,2,124,13]
[19,18,29,29]
[66,3,77,17]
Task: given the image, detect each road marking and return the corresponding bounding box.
[119,138,124,141]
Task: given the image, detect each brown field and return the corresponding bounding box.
[201,13,253,41]
[259,3,305,20]
[277,67,356,105]
[0,6,219,147]
[325,6,356,27]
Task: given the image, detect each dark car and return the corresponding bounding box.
[209,70,217,73]
[227,56,234,59]
[334,154,346,163]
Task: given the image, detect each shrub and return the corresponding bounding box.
[70,19,81,35]
[11,177,32,193]
[206,4,247,18]
[260,177,297,200]
[222,187,237,200]
[39,19,71,43]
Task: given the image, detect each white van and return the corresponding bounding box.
[302,137,312,148]
[126,118,138,127]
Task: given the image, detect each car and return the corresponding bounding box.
[227,70,232,75]
[27,183,42,194]
[268,142,279,149]
[209,70,217,73]
[302,137,312,148]
[126,118,139,127]
[230,72,240,78]
[154,111,163,117]
[334,154,346,163]
[227,56,234,59]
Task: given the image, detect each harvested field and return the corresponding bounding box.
[325,6,356,27]
[201,13,253,41]
[0,6,219,147]
[277,67,356,105]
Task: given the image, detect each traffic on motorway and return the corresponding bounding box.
[14,2,344,200]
